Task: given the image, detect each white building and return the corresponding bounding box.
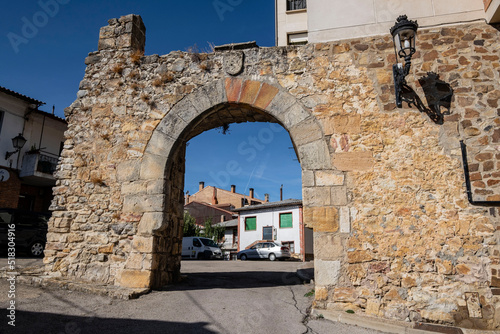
[276,0,499,46]
[235,199,313,261]
[0,86,67,211]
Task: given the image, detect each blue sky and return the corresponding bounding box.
[1,0,302,201]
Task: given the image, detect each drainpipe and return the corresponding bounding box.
[460,140,500,206]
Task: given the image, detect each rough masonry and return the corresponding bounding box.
[44,15,500,329]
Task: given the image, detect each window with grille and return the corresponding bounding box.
[287,0,306,11]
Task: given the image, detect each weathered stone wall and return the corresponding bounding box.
[45,14,500,329]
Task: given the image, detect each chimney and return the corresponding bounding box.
[280,184,283,201]
[212,187,218,205]
[199,181,205,192]
[265,193,269,202]
[185,192,190,205]
[231,185,236,193]
[249,188,254,199]
[220,215,225,223]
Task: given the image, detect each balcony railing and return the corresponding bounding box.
[20,152,59,179]
[287,0,306,11]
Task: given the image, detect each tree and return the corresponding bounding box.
[183,211,200,237]
[202,217,225,245]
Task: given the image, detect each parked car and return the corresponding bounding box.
[181,236,223,260]
[237,242,290,261]
[0,209,49,257]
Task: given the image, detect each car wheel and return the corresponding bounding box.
[198,253,205,260]
[30,241,45,257]
[240,254,247,261]
[268,253,276,261]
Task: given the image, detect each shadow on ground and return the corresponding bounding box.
[0,310,216,334]
[161,270,304,291]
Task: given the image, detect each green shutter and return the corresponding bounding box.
[245,217,256,231]
[280,213,293,228]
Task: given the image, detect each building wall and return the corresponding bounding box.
[0,93,28,169]
[184,201,235,226]
[239,205,302,254]
[276,0,487,46]
[0,168,21,208]
[187,185,264,208]
[276,0,307,46]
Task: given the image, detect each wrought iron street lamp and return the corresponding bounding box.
[5,133,27,160]
[390,15,419,108]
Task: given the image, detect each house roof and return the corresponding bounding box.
[0,85,44,106]
[185,201,237,216]
[233,199,302,212]
[215,218,239,228]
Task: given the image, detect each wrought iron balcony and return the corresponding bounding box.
[287,0,307,11]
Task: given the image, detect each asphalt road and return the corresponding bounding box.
[0,258,387,334]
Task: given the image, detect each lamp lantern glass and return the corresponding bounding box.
[390,15,418,62]
[11,134,27,150]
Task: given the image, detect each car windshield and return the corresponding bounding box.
[200,238,218,247]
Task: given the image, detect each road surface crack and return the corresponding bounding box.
[289,287,318,334]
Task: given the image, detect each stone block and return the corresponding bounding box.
[117,160,140,182]
[145,131,175,157]
[138,212,165,236]
[347,250,373,263]
[331,186,348,206]
[289,117,323,146]
[366,299,381,316]
[302,170,315,187]
[303,187,331,207]
[304,206,338,232]
[225,77,242,102]
[279,103,310,129]
[118,269,152,288]
[173,96,198,124]
[339,206,350,233]
[188,87,213,113]
[315,259,341,286]
[266,90,297,117]
[139,154,167,181]
[315,170,344,186]
[297,140,332,170]
[132,236,154,253]
[332,151,374,171]
[123,194,165,213]
[314,232,345,260]
[202,79,227,106]
[253,83,279,110]
[239,80,261,105]
[155,113,187,139]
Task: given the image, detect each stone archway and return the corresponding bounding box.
[44,14,500,328]
[118,77,333,288]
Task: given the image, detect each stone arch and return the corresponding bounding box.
[119,77,331,288]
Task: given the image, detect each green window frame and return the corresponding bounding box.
[279,212,293,228]
[245,216,257,231]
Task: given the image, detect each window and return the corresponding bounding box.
[0,110,4,136]
[263,226,273,240]
[287,0,306,11]
[287,32,308,46]
[245,216,256,231]
[282,241,295,253]
[279,213,293,228]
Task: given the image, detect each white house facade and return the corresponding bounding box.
[0,86,67,211]
[235,199,313,261]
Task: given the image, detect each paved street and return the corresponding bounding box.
[0,258,388,334]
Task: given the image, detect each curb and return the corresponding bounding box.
[311,309,498,334]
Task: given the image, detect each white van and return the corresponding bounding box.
[182,237,223,260]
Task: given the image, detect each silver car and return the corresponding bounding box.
[237,242,291,261]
